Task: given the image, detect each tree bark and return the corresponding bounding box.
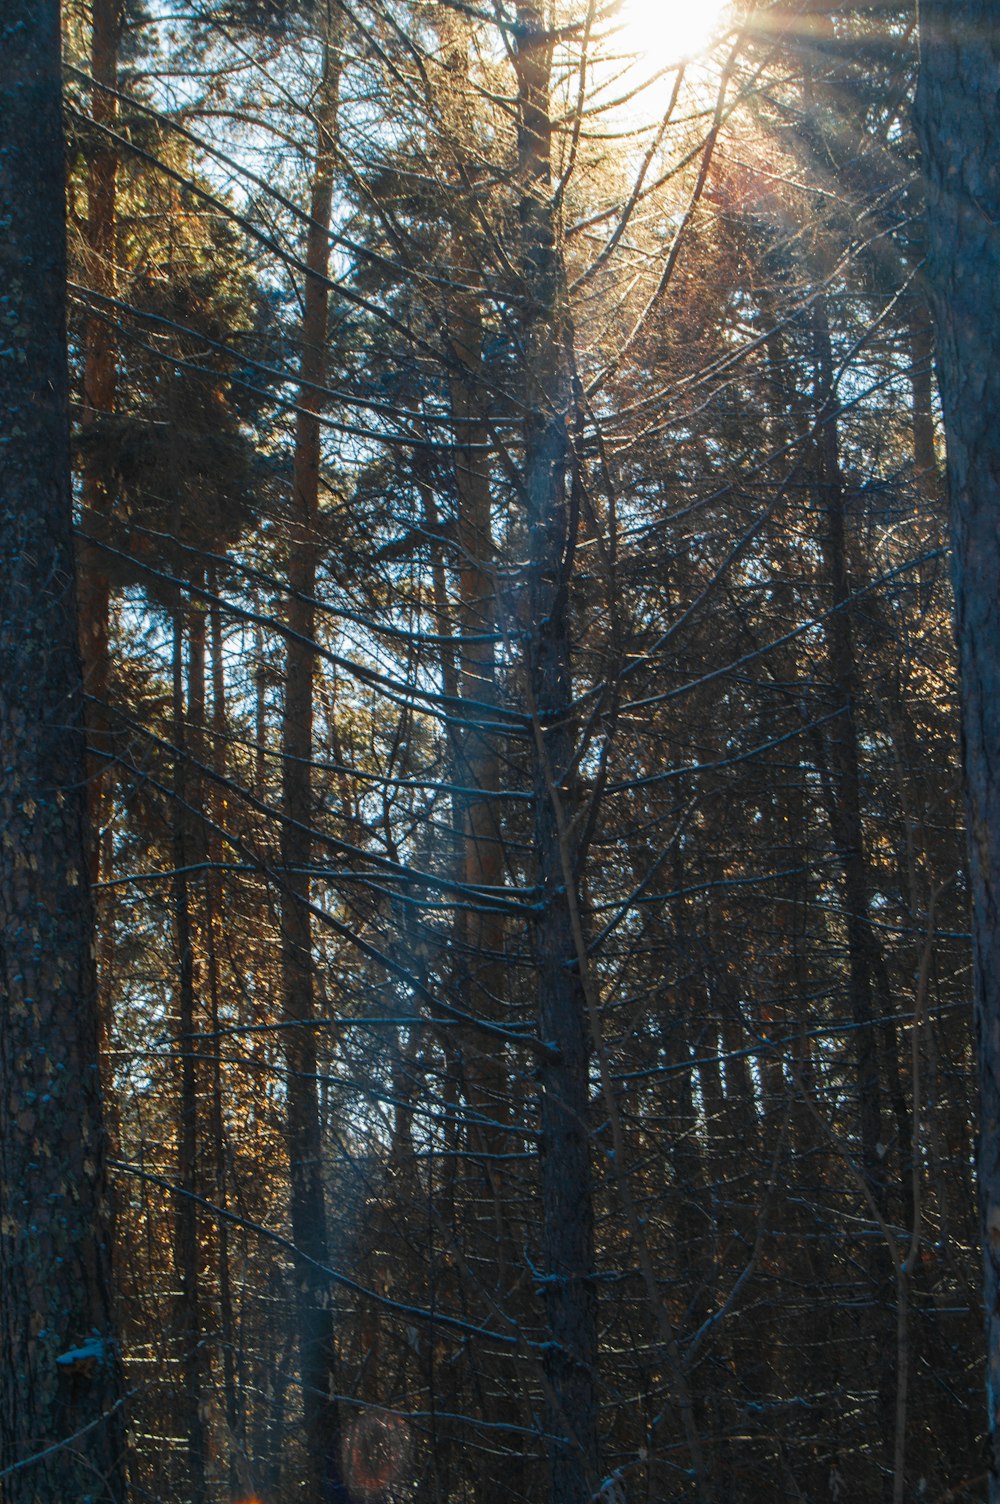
[279,15,347,1499]
[913,7,1000,1497]
[811,305,890,1203]
[445,89,509,1169]
[207,588,240,1485]
[78,0,123,885]
[0,3,126,1498]
[515,10,599,1501]
[813,301,907,1500]
[171,608,208,1502]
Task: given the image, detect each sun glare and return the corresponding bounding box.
[616,0,730,72]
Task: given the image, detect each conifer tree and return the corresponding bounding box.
[0,2,125,1499]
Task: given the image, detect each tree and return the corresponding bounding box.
[914,3,1000,1497]
[0,2,126,1499]
[35,1,986,1499]
[277,6,350,1497]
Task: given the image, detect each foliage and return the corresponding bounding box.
[40,2,983,1502]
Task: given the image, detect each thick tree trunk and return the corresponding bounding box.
[913,7,1000,1496]
[279,18,346,1500]
[0,3,126,1498]
[515,11,599,1502]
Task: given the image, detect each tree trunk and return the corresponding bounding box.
[207,588,241,1484]
[172,609,207,1503]
[909,298,939,489]
[0,3,126,1498]
[811,305,889,1203]
[913,7,1000,1496]
[78,0,123,885]
[279,16,346,1499]
[515,10,599,1501]
[811,300,917,1500]
[448,137,509,1178]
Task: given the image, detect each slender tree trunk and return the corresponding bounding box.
[913,8,1000,1497]
[0,3,126,1497]
[207,589,240,1482]
[668,845,713,1329]
[172,609,207,1503]
[438,69,507,1143]
[450,197,509,1162]
[811,303,916,1500]
[78,0,123,880]
[78,0,124,1137]
[431,42,519,1466]
[254,620,269,799]
[908,294,945,610]
[279,16,346,1499]
[909,298,939,490]
[811,306,888,1202]
[515,11,599,1501]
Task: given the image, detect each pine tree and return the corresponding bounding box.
[0,3,126,1499]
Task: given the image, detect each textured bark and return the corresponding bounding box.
[78,0,123,882]
[913,7,1000,1497]
[279,18,347,1499]
[515,10,599,1501]
[0,3,126,1498]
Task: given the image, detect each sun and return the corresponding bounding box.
[615,0,730,72]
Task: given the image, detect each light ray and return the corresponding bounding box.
[617,0,729,68]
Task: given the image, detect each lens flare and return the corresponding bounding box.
[618,0,729,65]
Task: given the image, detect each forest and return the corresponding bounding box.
[1,2,999,1502]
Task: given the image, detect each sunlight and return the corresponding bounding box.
[615,0,730,72]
